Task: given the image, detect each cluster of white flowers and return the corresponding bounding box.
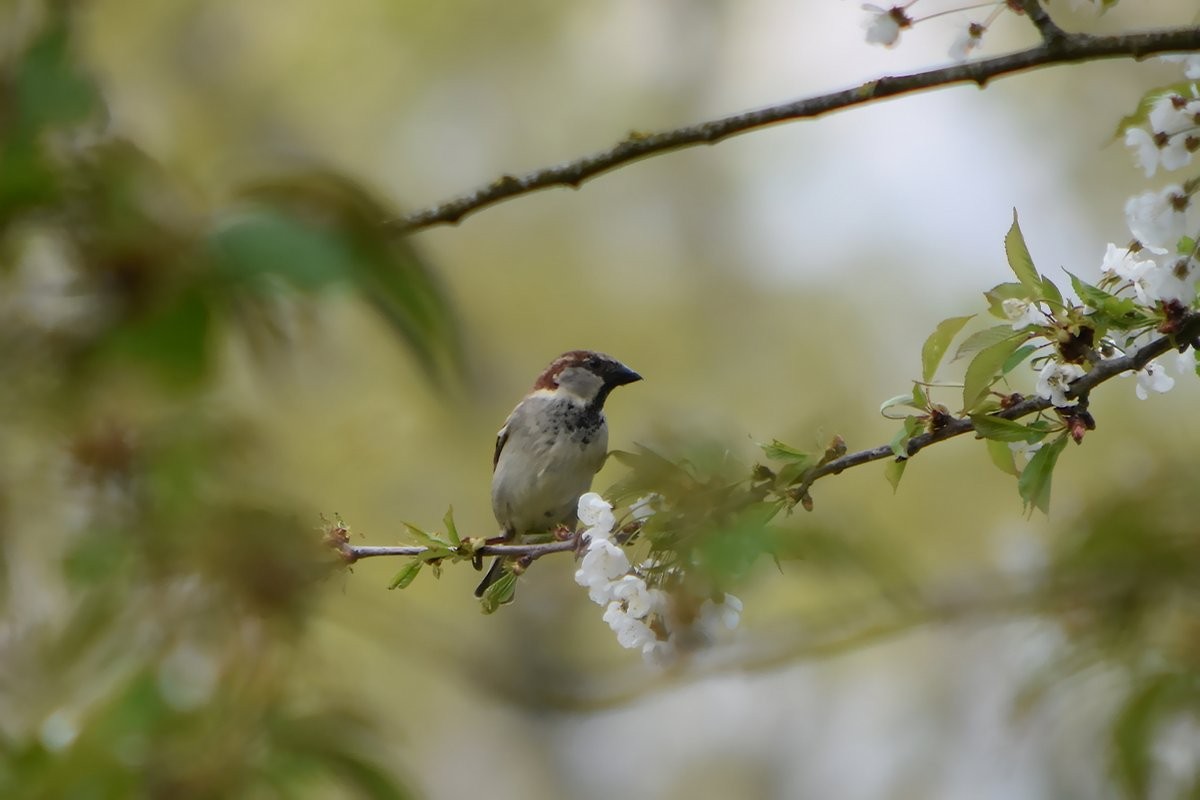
[573,492,742,666]
[1125,90,1200,179]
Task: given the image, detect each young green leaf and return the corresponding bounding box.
[442,506,460,546]
[760,440,815,467]
[1039,275,1063,307]
[889,416,923,459]
[403,522,448,549]
[985,438,1019,477]
[388,560,422,590]
[880,394,924,417]
[911,383,928,409]
[1067,271,1139,327]
[479,572,517,614]
[1017,434,1068,515]
[970,414,1049,443]
[1001,344,1038,376]
[884,458,907,492]
[983,283,1031,321]
[954,324,1020,362]
[962,335,1028,413]
[1005,210,1041,296]
[921,315,974,382]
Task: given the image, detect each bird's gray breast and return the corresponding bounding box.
[491,395,609,535]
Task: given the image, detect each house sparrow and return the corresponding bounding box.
[475,350,642,598]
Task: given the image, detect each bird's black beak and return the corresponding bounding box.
[609,363,642,387]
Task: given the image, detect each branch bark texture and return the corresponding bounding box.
[391,25,1200,232]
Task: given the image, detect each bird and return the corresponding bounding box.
[475,350,642,599]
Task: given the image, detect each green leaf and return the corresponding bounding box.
[879,394,923,417]
[1067,271,1140,327]
[209,208,353,290]
[953,324,1020,362]
[911,383,928,409]
[442,506,460,546]
[1001,344,1038,376]
[387,561,422,590]
[962,335,1029,413]
[985,438,1018,477]
[921,315,974,382]
[759,440,815,466]
[970,415,1049,443]
[1004,210,1041,295]
[883,458,907,492]
[1017,434,1068,515]
[402,522,447,549]
[479,572,517,614]
[1039,275,1063,307]
[889,416,923,459]
[224,173,464,384]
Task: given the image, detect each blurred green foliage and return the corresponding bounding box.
[0,4,460,796]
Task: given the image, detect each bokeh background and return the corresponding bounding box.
[4,0,1200,798]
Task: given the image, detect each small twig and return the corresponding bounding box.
[336,539,576,564]
[1017,0,1067,46]
[389,26,1200,232]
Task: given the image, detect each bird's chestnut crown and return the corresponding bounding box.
[532,350,641,404]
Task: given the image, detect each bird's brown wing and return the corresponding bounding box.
[492,425,509,471]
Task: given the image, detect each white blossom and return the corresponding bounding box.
[630,494,660,521]
[577,492,616,534]
[584,579,616,606]
[1125,127,1162,178]
[1036,361,1085,407]
[1174,349,1196,375]
[1123,93,1200,177]
[603,602,657,650]
[949,25,983,62]
[1001,298,1050,330]
[862,5,907,47]
[574,538,631,589]
[1133,254,1198,305]
[609,575,661,619]
[1134,360,1176,400]
[1125,186,1191,252]
[698,594,744,634]
[1101,243,1155,281]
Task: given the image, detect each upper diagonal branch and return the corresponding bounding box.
[390,25,1200,233]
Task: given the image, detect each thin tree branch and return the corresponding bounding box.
[390,25,1200,232]
[334,538,576,564]
[797,313,1200,496]
[333,314,1200,563]
[1017,0,1067,46]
